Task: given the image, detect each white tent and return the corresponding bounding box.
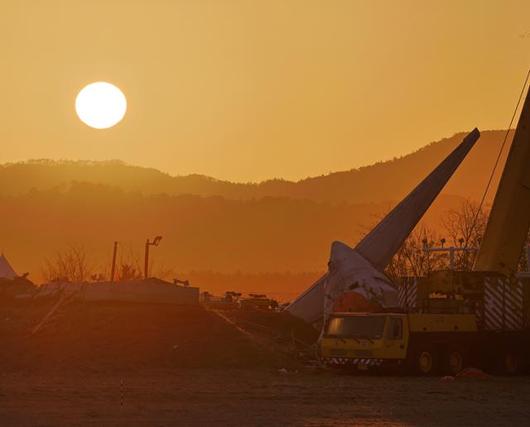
[0,254,17,279]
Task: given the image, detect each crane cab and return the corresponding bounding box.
[320,311,479,374]
[320,313,409,370]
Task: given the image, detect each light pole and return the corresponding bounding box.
[110,241,119,282]
[144,236,162,279]
[422,238,478,270]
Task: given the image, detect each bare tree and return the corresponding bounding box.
[42,245,94,282]
[116,258,174,281]
[385,225,445,281]
[378,200,491,282]
[117,263,143,281]
[360,211,445,281]
[441,200,489,271]
[114,246,143,281]
[150,261,175,281]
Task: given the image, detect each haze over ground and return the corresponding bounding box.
[2,0,529,298]
[0,130,512,298]
[1,1,530,181]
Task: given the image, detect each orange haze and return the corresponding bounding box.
[1,0,529,182]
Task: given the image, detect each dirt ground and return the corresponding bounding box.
[2,370,530,426]
[2,299,530,426]
[0,301,302,373]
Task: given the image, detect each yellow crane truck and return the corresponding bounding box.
[320,311,479,375]
[320,271,530,375]
[320,80,530,375]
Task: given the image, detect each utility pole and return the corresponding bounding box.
[110,241,118,282]
[144,236,162,279]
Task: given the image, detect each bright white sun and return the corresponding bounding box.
[75,82,127,129]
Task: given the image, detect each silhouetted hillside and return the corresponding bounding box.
[0,130,511,297]
[0,130,510,203]
[1,182,465,292]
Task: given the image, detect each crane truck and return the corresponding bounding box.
[319,85,530,375]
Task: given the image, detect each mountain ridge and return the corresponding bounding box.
[0,129,511,293]
[0,129,510,204]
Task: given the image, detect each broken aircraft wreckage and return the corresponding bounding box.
[286,128,481,325]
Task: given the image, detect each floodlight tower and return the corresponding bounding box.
[422,238,478,270]
[144,235,162,279]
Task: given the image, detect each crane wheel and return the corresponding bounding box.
[500,350,522,376]
[444,349,465,376]
[410,347,438,376]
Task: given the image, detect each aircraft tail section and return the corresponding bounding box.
[287,129,480,324]
[356,128,480,271]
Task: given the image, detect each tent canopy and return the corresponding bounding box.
[0,254,17,279]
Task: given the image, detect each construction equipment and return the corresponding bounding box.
[202,291,241,310]
[318,78,530,374]
[240,294,279,311]
[320,312,478,374]
[473,88,530,275]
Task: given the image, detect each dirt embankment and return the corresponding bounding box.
[0,299,306,374]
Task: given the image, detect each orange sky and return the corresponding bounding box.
[1,0,529,182]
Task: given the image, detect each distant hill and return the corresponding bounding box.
[0,130,512,297]
[0,130,510,203]
[0,184,465,291]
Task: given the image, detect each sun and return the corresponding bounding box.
[75,82,127,129]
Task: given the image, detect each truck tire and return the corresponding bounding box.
[443,348,466,376]
[499,350,522,376]
[409,347,438,376]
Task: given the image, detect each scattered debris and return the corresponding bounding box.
[202,291,279,312]
[456,368,490,379]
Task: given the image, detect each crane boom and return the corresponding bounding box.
[474,88,530,275]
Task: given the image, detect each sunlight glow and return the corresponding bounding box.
[75,82,127,129]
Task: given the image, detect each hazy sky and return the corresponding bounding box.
[1,0,529,182]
